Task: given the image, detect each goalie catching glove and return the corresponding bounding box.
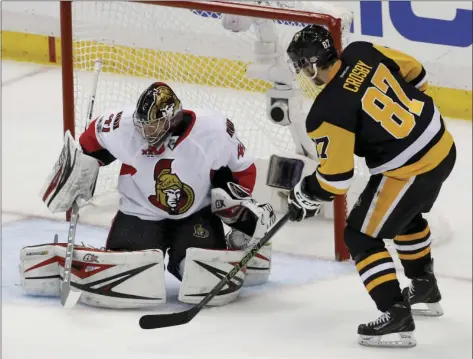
[288,177,323,222]
[41,130,99,213]
[211,181,276,250]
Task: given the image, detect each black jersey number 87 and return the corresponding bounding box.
[361,63,425,139]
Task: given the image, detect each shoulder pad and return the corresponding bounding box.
[185,108,228,139]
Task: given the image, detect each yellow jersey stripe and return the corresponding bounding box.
[384,130,453,179]
[356,251,392,271]
[395,226,430,242]
[398,247,431,260]
[366,273,399,292]
[362,176,415,237]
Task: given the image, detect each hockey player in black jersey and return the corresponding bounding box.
[285,25,456,348]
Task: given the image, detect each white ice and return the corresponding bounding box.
[2,60,472,359]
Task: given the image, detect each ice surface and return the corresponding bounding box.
[2,60,471,358]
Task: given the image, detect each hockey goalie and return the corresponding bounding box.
[19,82,276,309]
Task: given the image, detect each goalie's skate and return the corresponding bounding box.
[403,260,443,317]
[358,300,416,348]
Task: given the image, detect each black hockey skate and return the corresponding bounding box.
[358,299,416,348]
[402,259,443,317]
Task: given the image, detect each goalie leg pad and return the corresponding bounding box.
[20,244,61,296]
[178,247,246,306]
[226,230,272,287]
[74,247,165,309]
[57,246,166,309]
[20,244,166,308]
[244,241,272,287]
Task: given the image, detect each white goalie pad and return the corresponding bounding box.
[178,247,247,306]
[225,230,272,287]
[20,244,165,309]
[20,244,60,296]
[243,241,272,287]
[40,130,99,213]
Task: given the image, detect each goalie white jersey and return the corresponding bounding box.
[79,106,256,221]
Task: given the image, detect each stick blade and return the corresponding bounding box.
[60,284,82,309]
[139,308,196,329]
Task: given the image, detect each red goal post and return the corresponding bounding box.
[59,0,351,261]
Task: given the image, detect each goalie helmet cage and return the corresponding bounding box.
[59,0,351,261]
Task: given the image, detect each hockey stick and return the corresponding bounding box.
[139,211,291,329]
[60,201,81,308]
[85,60,103,132]
[60,59,103,308]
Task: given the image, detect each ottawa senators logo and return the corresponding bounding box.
[193,224,209,239]
[148,159,195,215]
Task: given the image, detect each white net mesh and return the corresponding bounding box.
[69,1,367,213]
[252,1,353,48]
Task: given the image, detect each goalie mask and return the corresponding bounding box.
[133,82,183,146]
[286,25,338,81]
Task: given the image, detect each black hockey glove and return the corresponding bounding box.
[288,177,323,222]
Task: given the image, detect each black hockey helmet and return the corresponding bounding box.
[133,82,183,146]
[287,24,338,76]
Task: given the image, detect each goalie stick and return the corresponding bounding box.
[59,59,103,308]
[60,202,81,308]
[139,211,290,329]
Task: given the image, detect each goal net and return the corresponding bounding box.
[61,1,363,260]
